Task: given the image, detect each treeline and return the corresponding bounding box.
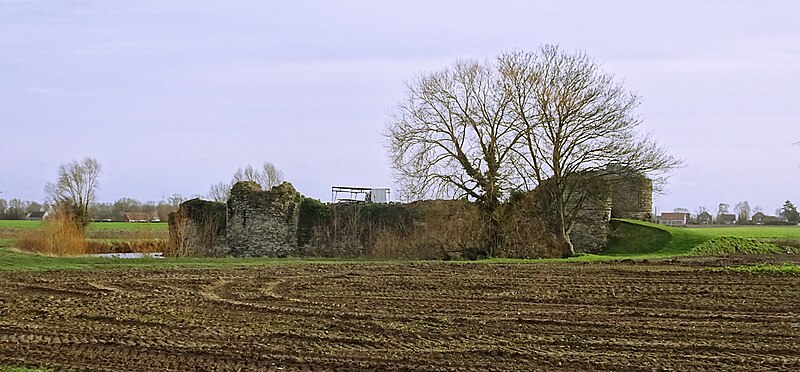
[0,199,48,220]
[0,195,184,222]
[89,196,183,222]
[675,199,800,225]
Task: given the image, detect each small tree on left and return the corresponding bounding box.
[45,157,101,229]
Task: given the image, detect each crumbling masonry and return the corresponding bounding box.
[226,181,302,257]
[169,174,653,258]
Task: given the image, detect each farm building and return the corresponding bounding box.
[25,211,46,221]
[716,213,737,224]
[752,212,781,225]
[658,212,689,226]
[696,211,712,224]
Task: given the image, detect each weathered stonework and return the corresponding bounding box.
[570,195,612,253]
[167,198,227,257]
[168,171,652,258]
[226,181,302,257]
[530,173,613,254]
[297,200,486,259]
[610,172,654,221]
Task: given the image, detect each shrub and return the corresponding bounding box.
[16,213,88,255]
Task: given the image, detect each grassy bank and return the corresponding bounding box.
[604,219,800,258]
[605,219,710,257]
[687,225,800,240]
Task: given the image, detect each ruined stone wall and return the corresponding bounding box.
[298,190,610,259]
[569,196,612,253]
[610,173,653,221]
[167,199,227,257]
[532,175,613,255]
[297,199,486,259]
[226,181,302,257]
[168,173,646,258]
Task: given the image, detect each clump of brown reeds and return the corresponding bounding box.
[16,213,88,255]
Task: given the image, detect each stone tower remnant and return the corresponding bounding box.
[226,181,302,257]
[608,167,654,221]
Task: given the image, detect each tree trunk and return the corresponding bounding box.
[552,188,576,258]
[560,228,575,258]
[477,198,501,259]
[484,214,501,258]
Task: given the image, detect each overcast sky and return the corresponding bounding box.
[1,0,798,214]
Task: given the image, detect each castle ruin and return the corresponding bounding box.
[226,182,302,257]
[168,171,653,258]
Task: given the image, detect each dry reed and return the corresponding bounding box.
[16,214,88,255]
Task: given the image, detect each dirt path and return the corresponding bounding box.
[0,261,798,371]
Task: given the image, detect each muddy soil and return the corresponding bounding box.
[0,261,798,371]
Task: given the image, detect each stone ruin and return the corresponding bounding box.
[168,172,653,258]
[226,181,302,257]
[610,174,654,221]
[525,167,654,254]
[167,198,227,257]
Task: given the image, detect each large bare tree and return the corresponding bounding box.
[386,59,527,255]
[387,45,680,257]
[45,157,101,228]
[501,45,680,256]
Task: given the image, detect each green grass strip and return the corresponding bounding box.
[0,220,167,231]
[689,236,797,256]
[716,263,800,274]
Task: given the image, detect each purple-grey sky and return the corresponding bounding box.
[1,0,798,214]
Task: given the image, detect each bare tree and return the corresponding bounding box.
[168,194,184,209]
[232,162,284,187]
[387,46,680,257]
[261,162,284,188]
[385,59,526,255]
[734,201,751,224]
[45,157,101,228]
[501,45,680,256]
[232,165,260,184]
[209,162,284,202]
[207,182,230,203]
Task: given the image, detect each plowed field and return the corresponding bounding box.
[0,260,798,371]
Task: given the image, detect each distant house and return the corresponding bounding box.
[717,213,737,225]
[751,212,781,225]
[658,212,690,226]
[696,211,712,224]
[123,212,156,223]
[25,211,46,221]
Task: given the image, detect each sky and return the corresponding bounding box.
[1,0,798,215]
